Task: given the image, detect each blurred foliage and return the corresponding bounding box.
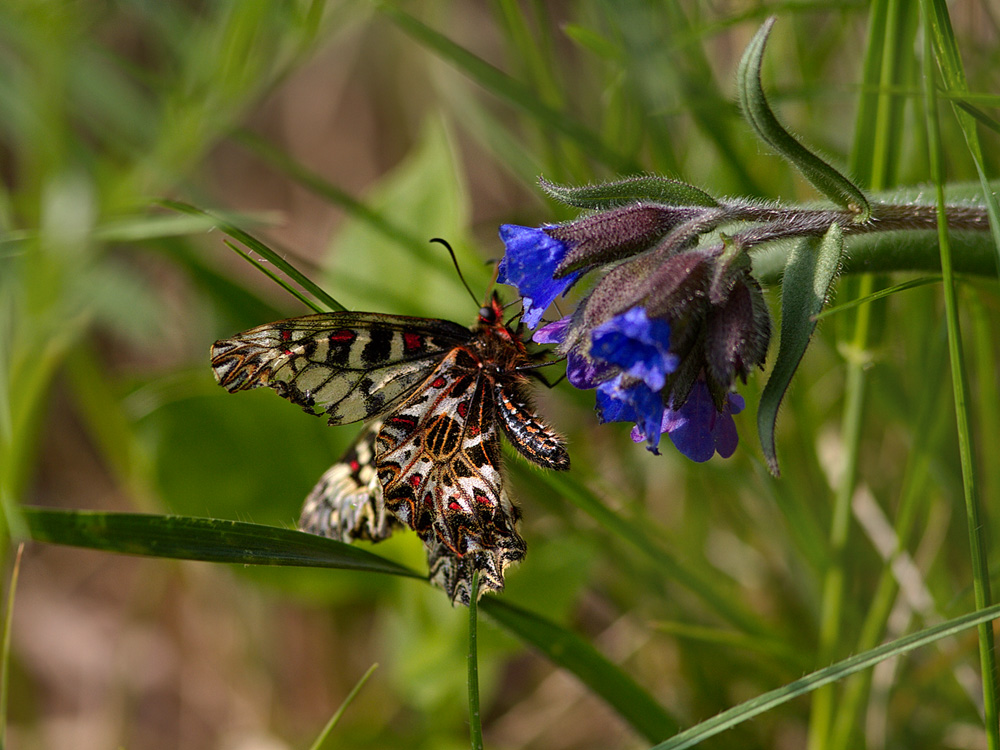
[2,1,1000,749]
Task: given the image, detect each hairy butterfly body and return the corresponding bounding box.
[211,295,568,604]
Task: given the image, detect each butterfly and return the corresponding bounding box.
[211,294,569,604]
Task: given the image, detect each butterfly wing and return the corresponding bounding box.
[298,420,399,543]
[211,313,471,424]
[373,347,527,602]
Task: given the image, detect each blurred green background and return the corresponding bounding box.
[2,1,999,749]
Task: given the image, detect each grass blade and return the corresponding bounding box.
[653,602,1000,749]
[20,508,421,579]
[480,597,678,743]
[307,663,379,750]
[161,200,346,312]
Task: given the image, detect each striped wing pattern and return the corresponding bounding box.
[211,299,569,605]
[211,313,470,424]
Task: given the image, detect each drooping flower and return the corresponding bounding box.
[497,225,579,328]
[499,190,771,464]
[595,374,666,451]
[589,307,677,391]
[631,380,745,461]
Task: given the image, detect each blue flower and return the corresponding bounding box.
[596,374,666,452]
[533,316,612,389]
[590,307,677,391]
[498,225,581,328]
[631,381,745,461]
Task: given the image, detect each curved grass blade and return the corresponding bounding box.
[737,18,871,220]
[651,600,1000,749]
[480,597,679,743]
[223,239,324,314]
[307,663,379,750]
[161,200,346,312]
[813,276,942,320]
[20,508,421,578]
[758,225,843,475]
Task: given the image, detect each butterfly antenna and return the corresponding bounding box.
[430,238,480,307]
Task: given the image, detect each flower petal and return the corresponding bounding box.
[597,375,665,452]
[590,307,677,391]
[498,225,580,328]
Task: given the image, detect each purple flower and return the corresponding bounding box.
[498,225,581,328]
[532,316,571,344]
[596,375,666,452]
[590,307,678,391]
[631,380,745,461]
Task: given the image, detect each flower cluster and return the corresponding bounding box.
[498,201,769,462]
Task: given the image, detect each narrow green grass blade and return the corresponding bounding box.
[20,508,421,578]
[921,20,999,747]
[161,200,346,312]
[480,597,679,743]
[813,276,942,320]
[223,240,325,314]
[377,3,639,174]
[652,602,1000,749]
[922,0,1000,279]
[0,544,23,748]
[467,570,483,750]
[307,663,378,750]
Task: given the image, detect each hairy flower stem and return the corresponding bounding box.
[720,202,991,251]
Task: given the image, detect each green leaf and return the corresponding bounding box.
[737,18,871,219]
[539,175,719,210]
[20,508,421,578]
[651,601,1000,749]
[480,597,679,743]
[758,224,844,475]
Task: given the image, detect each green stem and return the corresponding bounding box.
[468,571,484,750]
[807,300,872,750]
[922,30,999,748]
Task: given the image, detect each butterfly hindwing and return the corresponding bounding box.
[298,421,398,543]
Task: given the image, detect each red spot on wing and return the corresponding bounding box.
[408,474,423,488]
[448,499,462,511]
[430,377,447,388]
[403,332,424,352]
[329,329,356,343]
[457,401,468,418]
[349,460,360,471]
[281,330,292,341]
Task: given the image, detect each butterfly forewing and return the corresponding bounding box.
[211,313,471,424]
